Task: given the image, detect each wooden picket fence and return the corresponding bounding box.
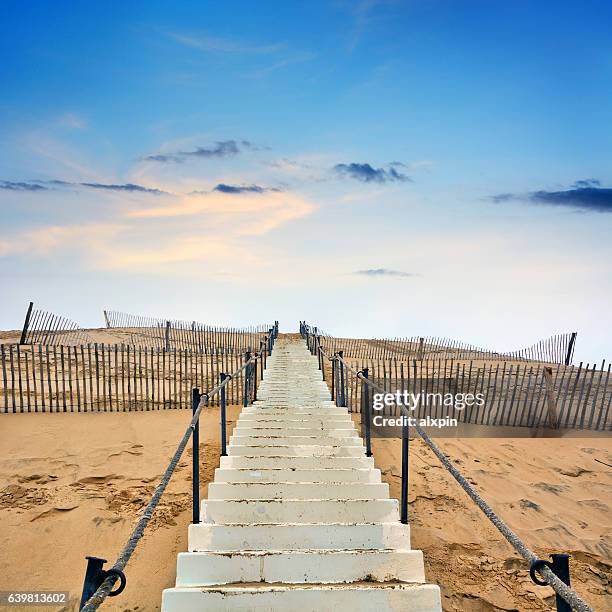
[331,356,611,430]
[0,343,261,413]
[319,331,577,365]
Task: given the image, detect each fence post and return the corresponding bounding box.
[165,321,171,352]
[103,310,111,329]
[243,351,251,408]
[564,333,577,366]
[400,410,409,524]
[220,374,228,456]
[339,351,346,407]
[362,368,372,457]
[19,302,34,345]
[192,388,201,523]
[543,367,559,429]
[417,337,424,361]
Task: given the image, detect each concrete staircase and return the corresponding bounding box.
[161,336,441,611]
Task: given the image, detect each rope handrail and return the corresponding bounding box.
[80,353,259,611]
[318,341,594,612]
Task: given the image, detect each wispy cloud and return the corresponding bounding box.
[0,180,48,191]
[212,183,281,194]
[492,179,612,213]
[0,179,169,195]
[57,113,87,130]
[143,140,265,163]
[80,182,167,195]
[248,52,316,78]
[353,268,418,278]
[333,162,411,183]
[169,32,285,55]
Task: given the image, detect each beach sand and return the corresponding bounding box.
[0,408,610,611]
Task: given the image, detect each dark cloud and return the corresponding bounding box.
[492,180,612,213]
[0,180,48,191]
[333,162,411,183]
[144,139,266,163]
[80,182,166,195]
[213,183,281,194]
[1,179,168,195]
[353,268,417,278]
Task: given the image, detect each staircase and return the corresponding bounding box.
[161,336,441,611]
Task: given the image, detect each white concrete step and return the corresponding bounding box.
[232,427,358,437]
[219,455,375,469]
[202,498,399,524]
[212,468,381,483]
[162,583,442,611]
[175,549,425,586]
[188,522,410,551]
[207,482,389,499]
[230,435,363,446]
[227,445,366,457]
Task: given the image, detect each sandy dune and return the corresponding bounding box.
[0,408,610,611]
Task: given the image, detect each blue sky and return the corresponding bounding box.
[1,0,611,362]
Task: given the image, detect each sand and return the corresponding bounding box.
[0,406,610,611]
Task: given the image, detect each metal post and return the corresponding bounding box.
[331,355,336,402]
[400,410,409,524]
[220,374,228,456]
[320,343,325,380]
[253,356,258,402]
[19,302,34,345]
[362,368,372,457]
[243,351,251,408]
[79,556,126,609]
[551,554,571,612]
[339,351,346,407]
[192,388,200,523]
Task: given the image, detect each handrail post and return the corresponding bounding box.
[260,340,265,380]
[551,554,571,612]
[338,351,346,407]
[320,342,325,380]
[243,351,251,408]
[192,388,201,523]
[331,355,336,402]
[220,374,228,456]
[362,368,372,457]
[400,409,409,524]
[253,356,258,402]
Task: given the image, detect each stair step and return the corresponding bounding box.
[201,498,399,524]
[188,522,411,551]
[219,456,375,469]
[162,583,442,612]
[213,468,382,483]
[175,549,424,586]
[232,427,358,437]
[207,482,389,500]
[229,435,363,446]
[227,445,366,457]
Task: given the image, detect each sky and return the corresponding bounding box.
[1,0,611,363]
